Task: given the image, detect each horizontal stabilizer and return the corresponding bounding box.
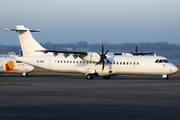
[3,28,40,32]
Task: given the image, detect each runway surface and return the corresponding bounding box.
[0,76,180,120]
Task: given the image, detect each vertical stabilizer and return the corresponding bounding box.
[4,25,46,56]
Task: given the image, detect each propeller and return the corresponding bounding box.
[95,43,110,71]
[130,43,138,55]
[130,43,154,56]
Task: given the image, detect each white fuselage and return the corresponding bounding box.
[0,56,35,74]
[15,53,178,77]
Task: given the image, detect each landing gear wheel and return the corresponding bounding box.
[103,76,111,79]
[164,76,169,80]
[86,74,94,80]
[23,73,28,78]
[162,75,169,80]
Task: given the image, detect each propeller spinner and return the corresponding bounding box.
[95,43,110,71]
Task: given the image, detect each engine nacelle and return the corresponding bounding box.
[80,52,100,62]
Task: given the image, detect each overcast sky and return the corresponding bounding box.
[0,0,180,45]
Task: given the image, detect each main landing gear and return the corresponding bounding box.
[86,74,111,80]
[86,74,94,80]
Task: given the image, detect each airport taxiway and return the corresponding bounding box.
[0,76,180,120]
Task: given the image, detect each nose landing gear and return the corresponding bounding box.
[162,75,169,80]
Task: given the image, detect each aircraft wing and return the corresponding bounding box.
[113,53,122,55]
[131,52,155,55]
[36,50,87,58]
[114,52,155,56]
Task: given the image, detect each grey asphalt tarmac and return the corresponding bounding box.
[0,76,180,120]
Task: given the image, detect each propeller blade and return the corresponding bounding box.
[102,60,105,71]
[102,42,104,55]
[104,49,109,55]
[130,51,133,55]
[106,59,110,64]
[95,61,100,66]
[135,43,137,55]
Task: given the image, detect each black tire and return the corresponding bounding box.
[86,74,94,80]
[164,76,169,80]
[103,76,111,79]
[23,73,28,78]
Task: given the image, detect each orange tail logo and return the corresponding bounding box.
[5,61,18,71]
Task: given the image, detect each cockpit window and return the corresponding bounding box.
[16,61,22,63]
[163,59,169,63]
[155,59,159,63]
[159,60,163,63]
[155,59,169,63]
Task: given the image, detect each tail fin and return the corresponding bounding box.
[4,25,46,56]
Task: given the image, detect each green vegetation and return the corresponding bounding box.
[0,81,33,86]
[1,42,180,58]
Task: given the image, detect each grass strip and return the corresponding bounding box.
[0,83,33,86]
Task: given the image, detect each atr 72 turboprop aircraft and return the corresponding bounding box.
[0,54,34,77]
[4,25,178,80]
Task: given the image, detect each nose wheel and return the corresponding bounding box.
[23,73,28,78]
[162,75,169,80]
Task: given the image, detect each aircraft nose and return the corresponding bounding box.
[171,64,178,73]
[174,66,178,73]
[28,65,35,72]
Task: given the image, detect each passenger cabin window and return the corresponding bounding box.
[40,60,44,63]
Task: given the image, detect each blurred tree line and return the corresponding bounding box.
[1,41,180,58]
